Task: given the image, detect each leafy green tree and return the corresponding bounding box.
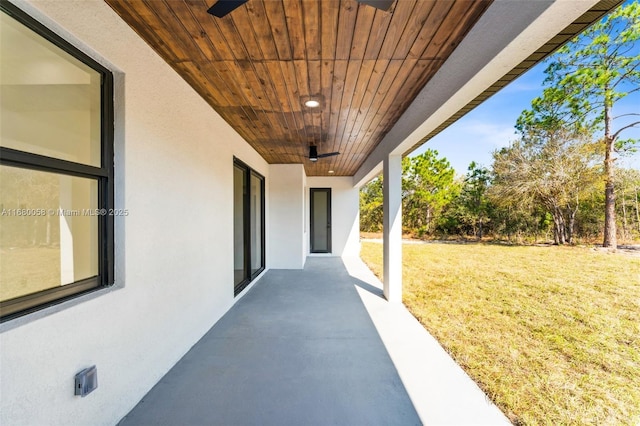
[435,202,466,237]
[402,149,459,236]
[616,167,640,240]
[540,2,640,248]
[460,162,492,239]
[359,176,383,232]
[438,163,494,239]
[359,149,459,237]
[574,182,606,241]
[491,203,544,244]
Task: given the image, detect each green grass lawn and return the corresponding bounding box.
[360,241,640,426]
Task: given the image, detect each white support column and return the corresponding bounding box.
[383,155,402,302]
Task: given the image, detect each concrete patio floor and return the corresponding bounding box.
[118,257,510,426]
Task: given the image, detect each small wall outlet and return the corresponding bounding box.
[75,366,98,397]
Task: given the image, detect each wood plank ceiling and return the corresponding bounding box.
[105,0,492,176]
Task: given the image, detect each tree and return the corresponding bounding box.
[616,168,640,240]
[541,2,640,248]
[359,149,459,236]
[491,125,600,245]
[402,150,459,236]
[436,163,495,239]
[460,162,492,239]
[359,176,383,232]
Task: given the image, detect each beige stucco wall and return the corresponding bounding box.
[268,164,307,269]
[0,1,268,424]
[306,176,360,258]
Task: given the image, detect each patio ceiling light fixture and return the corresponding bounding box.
[304,99,320,108]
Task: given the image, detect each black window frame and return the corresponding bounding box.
[0,1,114,322]
[233,158,265,296]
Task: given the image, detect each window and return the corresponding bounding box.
[0,2,114,321]
[233,158,265,296]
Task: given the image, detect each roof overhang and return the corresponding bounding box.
[353,0,618,186]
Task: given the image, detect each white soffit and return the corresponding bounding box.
[353,0,600,187]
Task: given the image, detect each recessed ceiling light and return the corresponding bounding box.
[328,170,335,174]
[305,99,320,108]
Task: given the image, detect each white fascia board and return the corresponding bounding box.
[353,0,599,187]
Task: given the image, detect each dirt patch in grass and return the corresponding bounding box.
[360,241,640,425]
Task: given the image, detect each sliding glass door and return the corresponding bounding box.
[233,159,265,296]
[249,172,263,277]
[233,164,246,289]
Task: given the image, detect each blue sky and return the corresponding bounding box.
[411,55,640,177]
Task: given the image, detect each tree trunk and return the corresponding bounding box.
[565,196,578,245]
[635,186,640,233]
[567,208,577,244]
[426,208,431,233]
[552,208,566,245]
[621,187,628,242]
[602,101,617,248]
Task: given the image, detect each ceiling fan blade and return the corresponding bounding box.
[358,0,394,11]
[308,146,339,161]
[207,0,248,18]
[317,152,340,158]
